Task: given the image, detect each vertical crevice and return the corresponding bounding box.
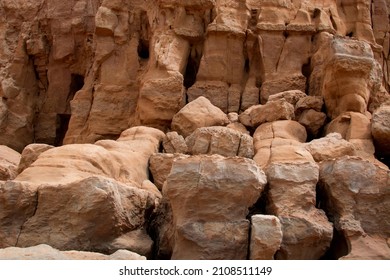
[301,58,311,95]
[55,74,84,146]
[138,10,150,60]
[316,183,349,259]
[15,189,39,247]
[183,45,202,89]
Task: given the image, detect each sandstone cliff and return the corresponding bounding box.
[0,0,389,260]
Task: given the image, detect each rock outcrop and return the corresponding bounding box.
[164,155,267,259]
[319,157,390,259]
[250,215,282,260]
[186,126,254,158]
[0,126,164,257]
[0,0,389,260]
[0,244,145,260]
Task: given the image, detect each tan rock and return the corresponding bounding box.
[267,161,333,259]
[340,235,390,260]
[171,97,229,137]
[149,153,189,191]
[268,90,307,106]
[186,126,254,158]
[368,86,390,113]
[1,127,164,255]
[162,132,188,154]
[0,244,145,260]
[164,155,267,259]
[239,100,295,128]
[250,215,282,260]
[227,112,239,123]
[295,96,324,114]
[226,122,250,135]
[17,144,54,174]
[305,133,356,162]
[95,6,118,36]
[253,120,307,168]
[0,0,388,154]
[173,220,250,260]
[0,180,37,247]
[187,81,230,113]
[0,0,389,262]
[371,105,390,157]
[298,109,327,136]
[0,145,21,180]
[252,119,332,259]
[17,126,164,187]
[8,176,155,256]
[137,70,186,129]
[319,157,390,259]
[326,112,376,160]
[310,35,381,119]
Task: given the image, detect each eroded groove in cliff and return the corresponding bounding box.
[316,184,348,260]
[138,10,150,60]
[184,45,202,89]
[54,74,84,146]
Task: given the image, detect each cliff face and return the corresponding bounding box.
[0,0,389,149]
[0,0,389,260]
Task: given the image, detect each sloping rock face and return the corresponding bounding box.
[0,0,389,260]
[0,126,164,257]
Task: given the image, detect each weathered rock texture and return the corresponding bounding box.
[250,215,282,260]
[0,145,21,180]
[186,126,254,158]
[0,244,146,260]
[0,126,164,257]
[319,157,390,259]
[164,155,267,259]
[0,0,387,149]
[0,0,389,260]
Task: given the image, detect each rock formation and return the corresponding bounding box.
[0,0,389,260]
[0,244,146,260]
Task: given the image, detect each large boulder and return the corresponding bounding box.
[164,155,267,259]
[319,157,390,259]
[239,100,295,128]
[253,120,307,169]
[16,126,165,187]
[267,161,333,259]
[0,126,165,256]
[171,97,229,137]
[0,244,145,260]
[304,133,356,162]
[0,176,155,256]
[310,35,381,119]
